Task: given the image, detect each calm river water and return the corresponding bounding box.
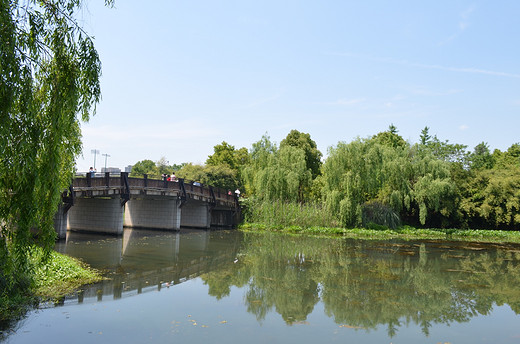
[5,229,520,343]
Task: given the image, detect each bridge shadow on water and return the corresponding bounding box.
[53,228,243,305]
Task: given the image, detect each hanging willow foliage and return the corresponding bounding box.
[254,146,312,203]
[0,0,110,285]
[321,138,457,227]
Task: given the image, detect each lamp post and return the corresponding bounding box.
[102,153,110,172]
[91,149,100,169]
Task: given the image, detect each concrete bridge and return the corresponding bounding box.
[54,172,240,239]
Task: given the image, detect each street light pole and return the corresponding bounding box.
[91,149,100,169]
[102,153,110,172]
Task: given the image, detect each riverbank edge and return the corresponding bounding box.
[32,249,104,301]
[239,223,520,243]
[1,250,103,330]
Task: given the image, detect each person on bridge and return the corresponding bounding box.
[171,173,176,182]
[235,188,241,197]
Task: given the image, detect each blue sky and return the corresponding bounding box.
[76,0,520,171]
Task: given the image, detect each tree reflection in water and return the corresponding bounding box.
[200,232,520,336]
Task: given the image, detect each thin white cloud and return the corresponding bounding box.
[410,88,463,96]
[327,52,520,79]
[439,5,476,45]
[459,5,475,30]
[459,124,469,131]
[321,98,366,106]
[413,63,520,78]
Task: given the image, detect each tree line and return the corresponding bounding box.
[133,126,520,230]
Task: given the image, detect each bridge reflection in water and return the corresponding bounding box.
[54,229,242,303]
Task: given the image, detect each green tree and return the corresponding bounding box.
[280,130,323,179]
[0,0,111,317]
[202,164,238,191]
[469,142,494,170]
[322,137,457,227]
[207,141,240,170]
[176,163,206,182]
[371,124,407,148]
[156,157,171,175]
[130,159,157,177]
[242,134,277,196]
[493,143,520,169]
[418,133,468,166]
[177,163,238,190]
[419,126,432,146]
[206,141,249,189]
[254,145,312,203]
[459,167,520,229]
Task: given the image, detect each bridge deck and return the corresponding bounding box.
[70,173,237,209]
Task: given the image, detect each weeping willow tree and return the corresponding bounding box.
[321,135,457,228]
[252,145,312,203]
[0,0,110,311]
[241,133,278,197]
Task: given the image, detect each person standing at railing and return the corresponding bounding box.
[89,167,95,177]
[171,173,176,182]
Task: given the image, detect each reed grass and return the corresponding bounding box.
[242,199,339,229]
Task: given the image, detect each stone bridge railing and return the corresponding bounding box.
[68,172,238,209]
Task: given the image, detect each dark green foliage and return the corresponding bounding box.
[362,201,401,229]
[469,142,494,170]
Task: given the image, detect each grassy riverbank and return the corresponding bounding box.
[240,222,520,244]
[31,249,103,300]
[1,248,102,329]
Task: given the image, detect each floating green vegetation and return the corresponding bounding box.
[30,248,103,301]
[239,223,520,244]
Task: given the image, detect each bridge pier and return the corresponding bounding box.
[67,198,124,235]
[53,203,68,239]
[124,198,181,230]
[210,209,236,228]
[180,200,211,229]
